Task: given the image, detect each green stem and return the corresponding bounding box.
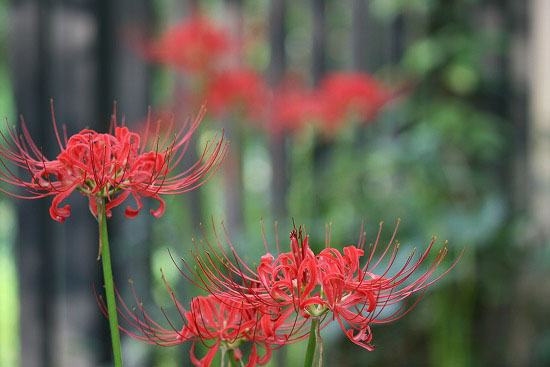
[304,317,321,367]
[227,349,240,367]
[97,197,123,367]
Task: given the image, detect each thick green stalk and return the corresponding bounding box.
[227,349,240,367]
[304,317,321,367]
[97,197,123,367]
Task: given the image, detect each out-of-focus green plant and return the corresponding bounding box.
[0,201,17,367]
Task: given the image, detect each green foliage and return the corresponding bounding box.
[0,201,18,367]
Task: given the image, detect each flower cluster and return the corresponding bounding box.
[269,80,324,135]
[115,220,460,366]
[200,70,396,136]
[319,72,393,131]
[147,15,232,75]
[109,289,284,367]
[144,14,400,136]
[269,72,400,135]
[204,68,268,121]
[0,104,227,222]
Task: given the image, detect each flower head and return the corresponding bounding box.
[320,72,393,130]
[205,68,268,121]
[269,81,324,135]
[107,279,285,367]
[147,15,233,74]
[0,103,227,222]
[267,73,395,135]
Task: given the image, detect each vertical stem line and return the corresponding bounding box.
[304,317,321,367]
[97,197,123,367]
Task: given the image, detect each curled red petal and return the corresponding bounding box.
[125,192,143,218]
[49,186,77,222]
[345,327,375,351]
[105,191,130,213]
[149,194,165,218]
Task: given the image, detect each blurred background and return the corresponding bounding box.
[0,0,549,366]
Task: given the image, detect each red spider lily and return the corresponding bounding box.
[147,15,233,74]
[171,223,318,344]
[205,68,268,121]
[0,103,227,222]
[174,220,461,351]
[102,278,289,367]
[256,228,324,313]
[180,295,276,367]
[269,81,324,135]
[319,72,393,130]
[316,222,459,350]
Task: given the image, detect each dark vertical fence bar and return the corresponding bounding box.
[351,0,367,71]
[269,0,288,220]
[389,14,405,66]
[13,2,54,365]
[311,0,327,217]
[223,0,245,237]
[268,4,289,364]
[311,0,326,85]
[171,0,203,230]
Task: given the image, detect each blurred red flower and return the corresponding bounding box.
[0,104,227,222]
[320,72,393,130]
[147,16,233,74]
[205,68,268,121]
[269,81,323,135]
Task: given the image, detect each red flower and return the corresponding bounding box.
[256,228,324,314]
[181,295,276,367]
[107,221,459,364]
[268,73,395,135]
[205,68,268,121]
[316,222,459,350]
[107,284,283,366]
[319,72,393,130]
[0,104,227,222]
[147,15,233,74]
[269,81,323,135]
[178,220,461,351]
